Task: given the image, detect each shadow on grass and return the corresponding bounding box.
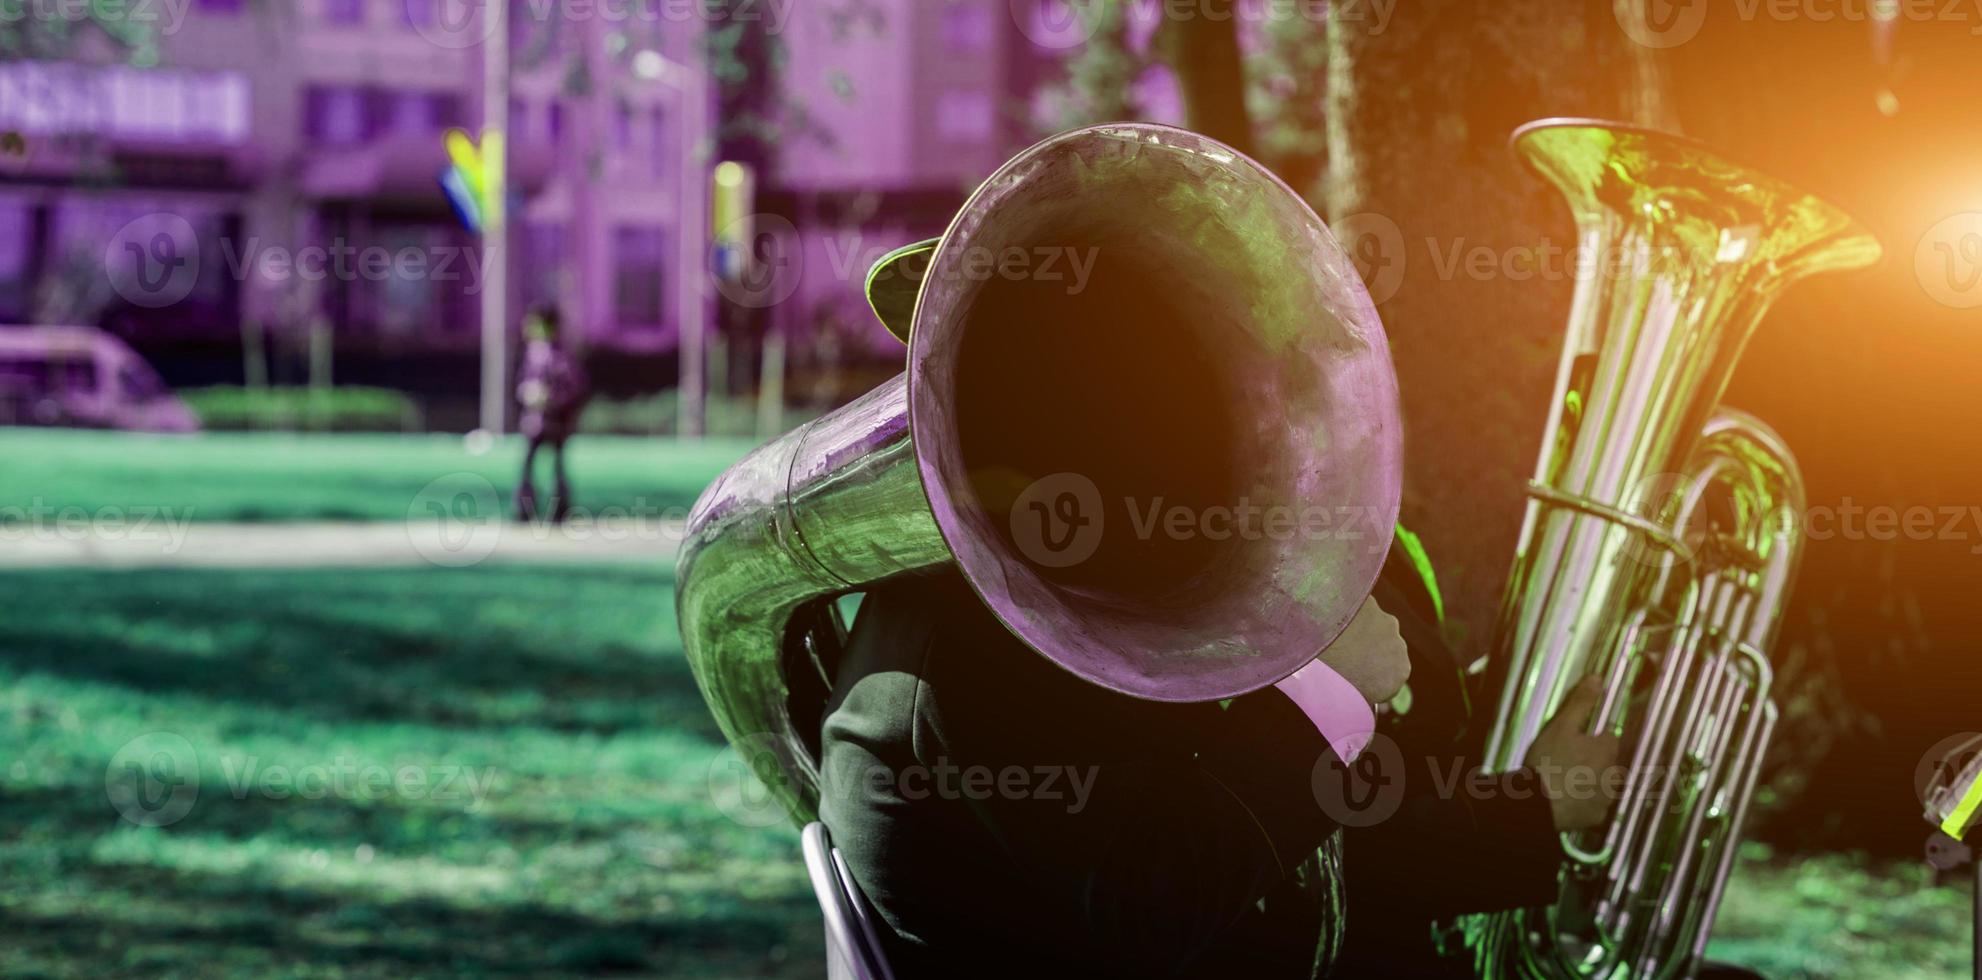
[0,565,722,741]
[0,564,820,978]
[6,852,813,977]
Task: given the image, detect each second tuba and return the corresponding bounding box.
[1467,119,1881,979]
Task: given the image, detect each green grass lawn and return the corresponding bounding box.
[0,564,819,978]
[0,429,755,523]
[0,563,1969,978]
[1710,847,1973,979]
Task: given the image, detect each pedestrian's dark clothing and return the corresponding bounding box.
[517,340,589,444]
[515,340,590,521]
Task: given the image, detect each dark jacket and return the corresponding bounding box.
[516,340,589,442]
[818,550,1562,978]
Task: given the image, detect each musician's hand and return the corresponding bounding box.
[1317,596,1409,706]
[1530,678,1624,832]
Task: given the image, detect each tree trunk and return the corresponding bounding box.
[1160,3,1255,157]
[1324,0,1659,661]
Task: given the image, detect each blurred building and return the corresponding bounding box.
[0,0,710,364]
[0,0,1075,417]
[762,0,1063,361]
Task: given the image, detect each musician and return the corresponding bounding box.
[818,535,1624,978]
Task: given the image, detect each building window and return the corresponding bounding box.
[522,222,568,312]
[305,85,368,145]
[388,91,434,135]
[403,0,437,28]
[613,226,667,327]
[934,89,994,143]
[324,0,364,26]
[0,196,31,322]
[941,3,993,52]
[649,105,668,178]
[508,97,529,142]
[0,64,249,145]
[384,91,459,136]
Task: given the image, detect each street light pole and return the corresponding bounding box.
[478,0,510,438]
[675,36,708,440]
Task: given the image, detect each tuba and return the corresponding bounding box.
[1468,119,1881,978]
[676,124,1403,824]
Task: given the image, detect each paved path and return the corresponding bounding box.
[0,518,687,569]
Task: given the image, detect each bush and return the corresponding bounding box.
[181,386,423,432]
[581,391,814,438]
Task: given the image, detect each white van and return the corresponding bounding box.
[0,326,198,432]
